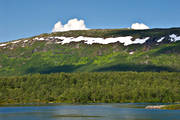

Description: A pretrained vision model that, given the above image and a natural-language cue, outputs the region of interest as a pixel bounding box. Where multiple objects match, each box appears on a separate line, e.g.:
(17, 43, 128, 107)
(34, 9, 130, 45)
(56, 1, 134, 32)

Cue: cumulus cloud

(52, 18, 88, 32)
(131, 23, 150, 30)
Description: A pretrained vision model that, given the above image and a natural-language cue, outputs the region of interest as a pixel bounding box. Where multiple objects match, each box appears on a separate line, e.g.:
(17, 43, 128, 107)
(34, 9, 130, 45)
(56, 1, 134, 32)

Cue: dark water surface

(0, 103, 180, 120)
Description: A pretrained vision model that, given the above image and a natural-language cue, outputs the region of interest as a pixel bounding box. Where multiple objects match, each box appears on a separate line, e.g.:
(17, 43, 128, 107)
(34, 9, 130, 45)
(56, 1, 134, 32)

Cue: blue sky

(1, 0, 180, 42)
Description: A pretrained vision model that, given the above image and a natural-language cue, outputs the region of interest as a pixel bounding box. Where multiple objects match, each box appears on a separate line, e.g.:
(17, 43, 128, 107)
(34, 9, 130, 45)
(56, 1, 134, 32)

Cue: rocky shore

(145, 104, 180, 110)
(145, 105, 165, 109)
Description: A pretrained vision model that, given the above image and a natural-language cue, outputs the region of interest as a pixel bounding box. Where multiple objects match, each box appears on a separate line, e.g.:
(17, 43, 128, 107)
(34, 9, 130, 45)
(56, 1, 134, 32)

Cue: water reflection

(0, 103, 180, 120)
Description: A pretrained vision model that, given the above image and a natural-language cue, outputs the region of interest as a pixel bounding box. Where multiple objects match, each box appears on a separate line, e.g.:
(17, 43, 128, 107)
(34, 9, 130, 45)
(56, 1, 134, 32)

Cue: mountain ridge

(0, 28, 180, 76)
(1, 27, 180, 44)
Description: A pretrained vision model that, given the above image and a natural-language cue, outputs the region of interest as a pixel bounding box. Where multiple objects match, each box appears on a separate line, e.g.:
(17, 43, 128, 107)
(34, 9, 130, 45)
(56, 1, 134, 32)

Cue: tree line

(0, 72, 180, 104)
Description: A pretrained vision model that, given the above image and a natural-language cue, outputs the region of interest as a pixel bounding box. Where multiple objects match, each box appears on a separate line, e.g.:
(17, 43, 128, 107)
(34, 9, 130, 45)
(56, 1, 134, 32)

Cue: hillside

(0, 28, 180, 76)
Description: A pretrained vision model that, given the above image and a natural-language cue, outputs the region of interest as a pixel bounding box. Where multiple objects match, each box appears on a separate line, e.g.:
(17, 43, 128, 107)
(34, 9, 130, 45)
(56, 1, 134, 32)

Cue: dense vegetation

(0, 72, 180, 104)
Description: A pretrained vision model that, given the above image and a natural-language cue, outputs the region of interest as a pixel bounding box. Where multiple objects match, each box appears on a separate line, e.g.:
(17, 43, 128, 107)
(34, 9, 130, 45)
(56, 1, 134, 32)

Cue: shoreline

(145, 104, 180, 110)
(1, 102, 180, 110)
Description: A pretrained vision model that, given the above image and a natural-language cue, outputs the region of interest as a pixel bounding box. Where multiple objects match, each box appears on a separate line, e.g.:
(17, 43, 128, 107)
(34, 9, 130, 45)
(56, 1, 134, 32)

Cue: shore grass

(161, 104, 180, 110)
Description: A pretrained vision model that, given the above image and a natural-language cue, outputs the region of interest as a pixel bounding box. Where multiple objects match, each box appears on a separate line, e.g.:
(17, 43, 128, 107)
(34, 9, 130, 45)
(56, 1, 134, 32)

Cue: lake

(0, 103, 180, 120)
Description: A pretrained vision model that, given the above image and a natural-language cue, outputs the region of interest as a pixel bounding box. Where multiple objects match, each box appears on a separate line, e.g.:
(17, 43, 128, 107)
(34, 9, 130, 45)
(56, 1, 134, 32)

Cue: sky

(0, 0, 180, 42)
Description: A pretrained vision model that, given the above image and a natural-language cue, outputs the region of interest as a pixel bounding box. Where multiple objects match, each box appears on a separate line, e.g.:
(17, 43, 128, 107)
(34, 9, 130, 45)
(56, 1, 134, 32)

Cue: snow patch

(157, 37, 165, 43)
(39, 38, 45, 41)
(24, 40, 29, 43)
(12, 40, 21, 44)
(129, 51, 134, 55)
(33, 37, 39, 40)
(0, 44, 7, 47)
(54, 37, 65, 39)
(33, 37, 45, 41)
(46, 36, 150, 46)
(169, 34, 180, 42)
(131, 37, 150, 45)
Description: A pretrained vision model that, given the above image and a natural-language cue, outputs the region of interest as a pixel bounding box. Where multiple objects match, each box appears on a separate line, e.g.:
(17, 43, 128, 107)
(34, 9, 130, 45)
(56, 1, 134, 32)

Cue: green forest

(0, 72, 180, 104)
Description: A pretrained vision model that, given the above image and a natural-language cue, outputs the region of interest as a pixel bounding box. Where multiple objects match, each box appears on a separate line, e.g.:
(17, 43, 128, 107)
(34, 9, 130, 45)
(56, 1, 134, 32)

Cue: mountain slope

(0, 28, 180, 76)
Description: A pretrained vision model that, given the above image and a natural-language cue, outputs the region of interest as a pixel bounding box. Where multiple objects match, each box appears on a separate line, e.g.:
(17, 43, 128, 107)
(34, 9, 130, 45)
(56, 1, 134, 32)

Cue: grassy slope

(0, 28, 180, 76)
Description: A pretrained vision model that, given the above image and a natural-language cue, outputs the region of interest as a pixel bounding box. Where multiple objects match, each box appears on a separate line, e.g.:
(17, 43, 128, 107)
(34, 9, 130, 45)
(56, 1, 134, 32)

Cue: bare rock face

(75, 44, 80, 49)
(45, 41, 53, 45)
(98, 50, 103, 56)
(32, 48, 38, 53)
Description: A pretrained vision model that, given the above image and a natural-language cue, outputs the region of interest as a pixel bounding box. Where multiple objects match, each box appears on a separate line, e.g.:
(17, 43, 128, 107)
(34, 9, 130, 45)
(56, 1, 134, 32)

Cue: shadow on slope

(153, 42, 180, 55)
(94, 64, 177, 72)
(26, 63, 177, 74)
(26, 65, 83, 74)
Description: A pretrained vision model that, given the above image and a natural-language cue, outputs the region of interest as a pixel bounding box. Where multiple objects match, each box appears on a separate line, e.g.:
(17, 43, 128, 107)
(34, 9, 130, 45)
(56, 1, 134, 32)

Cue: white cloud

(131, 23, 150, 30)
(52, 18, 88, 32)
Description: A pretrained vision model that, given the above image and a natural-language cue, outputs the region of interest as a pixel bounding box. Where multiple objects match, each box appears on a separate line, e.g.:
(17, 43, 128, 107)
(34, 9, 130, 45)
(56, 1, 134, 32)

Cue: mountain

(0, 28, 180, 76)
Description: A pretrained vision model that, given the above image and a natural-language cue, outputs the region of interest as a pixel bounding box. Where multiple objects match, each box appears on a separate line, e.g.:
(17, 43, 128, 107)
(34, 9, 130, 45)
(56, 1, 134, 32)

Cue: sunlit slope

(0, 28, 180, 76)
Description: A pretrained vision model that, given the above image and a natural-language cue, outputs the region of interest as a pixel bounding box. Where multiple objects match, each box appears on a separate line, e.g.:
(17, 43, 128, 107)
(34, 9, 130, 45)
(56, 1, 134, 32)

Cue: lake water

(0, 103, 180, 120)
